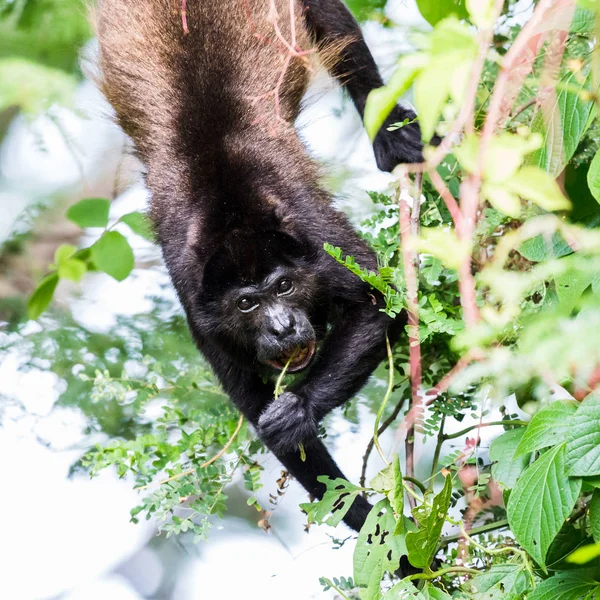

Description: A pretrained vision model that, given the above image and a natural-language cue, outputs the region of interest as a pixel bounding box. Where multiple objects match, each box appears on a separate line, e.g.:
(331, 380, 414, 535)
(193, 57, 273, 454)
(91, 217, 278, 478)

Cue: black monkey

(97, 0, 422, 534)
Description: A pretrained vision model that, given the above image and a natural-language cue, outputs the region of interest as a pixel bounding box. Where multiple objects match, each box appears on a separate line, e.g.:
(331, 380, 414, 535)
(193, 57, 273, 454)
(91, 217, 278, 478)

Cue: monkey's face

(227, 267, 318, 372)
(198, 228, 324, 372)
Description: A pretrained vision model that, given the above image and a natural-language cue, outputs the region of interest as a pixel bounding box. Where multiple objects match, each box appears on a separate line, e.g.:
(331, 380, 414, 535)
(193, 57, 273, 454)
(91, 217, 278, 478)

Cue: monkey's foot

(257, 391, 317, 454)
(372, 106, 425, 171)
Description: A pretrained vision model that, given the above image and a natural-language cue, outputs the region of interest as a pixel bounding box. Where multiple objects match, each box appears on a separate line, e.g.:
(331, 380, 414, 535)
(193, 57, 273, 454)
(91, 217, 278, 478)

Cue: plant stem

(406, 566, 480, 581)
(360, 395, 407, 491)
(442, 420, 528, 441)
(437, 519, 509, 551)
(373, 334, 394, 464)
(428, 417, 446, 492)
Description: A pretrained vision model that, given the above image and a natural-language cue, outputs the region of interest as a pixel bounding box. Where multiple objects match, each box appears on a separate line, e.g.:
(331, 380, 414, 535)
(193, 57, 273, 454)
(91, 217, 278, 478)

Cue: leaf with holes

(464, 564, 530, 600)
(299, 476, 361, 528)
(354, 499, 410, 598)
(406, 475, 452, 569)
(507, 444, 582, 570)
(490, 428, 531, 490)
(566, 392, 600, 477)
(91, 231, 135, 282)
(67, 198, 110, 228)
(527, 571, 600, 600)
(515, 401, 578, 457)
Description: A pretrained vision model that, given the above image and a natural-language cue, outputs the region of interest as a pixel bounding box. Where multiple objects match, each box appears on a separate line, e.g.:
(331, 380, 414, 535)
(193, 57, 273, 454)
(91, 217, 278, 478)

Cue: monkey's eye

(237, 297, 259, 313)
(277, 278, 294, 295)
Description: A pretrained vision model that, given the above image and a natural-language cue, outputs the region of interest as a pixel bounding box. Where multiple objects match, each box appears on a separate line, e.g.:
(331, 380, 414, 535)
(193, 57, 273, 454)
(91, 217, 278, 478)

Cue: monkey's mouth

(266, 340, 316, 373)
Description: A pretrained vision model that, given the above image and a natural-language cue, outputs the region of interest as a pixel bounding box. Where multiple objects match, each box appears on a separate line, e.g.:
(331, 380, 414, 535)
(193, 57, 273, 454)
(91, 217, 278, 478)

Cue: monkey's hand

(372, 106, 425, 171)
(257, 392, 318, 454)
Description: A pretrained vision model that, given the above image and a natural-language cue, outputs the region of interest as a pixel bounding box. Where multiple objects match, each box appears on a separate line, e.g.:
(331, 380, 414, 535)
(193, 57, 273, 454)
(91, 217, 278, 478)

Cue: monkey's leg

(300, 0, 424, 168)
(200, 343, 372, 531)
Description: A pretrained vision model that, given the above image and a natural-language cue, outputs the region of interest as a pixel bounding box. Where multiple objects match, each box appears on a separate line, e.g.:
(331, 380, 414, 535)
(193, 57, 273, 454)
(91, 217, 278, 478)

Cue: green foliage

(405, 475, 452, 569)
(507, 444, 582, 570)
(91, 231, 135, 282)
(526, 572, 600, 600)
(27, 204, 152, 317)
(14, 1, 600, 598)
(67, 199, 111, 229)
(300, 476, 362, 527)
(565, 393, 600, 476)
(0, 58, 76, 113)
(415, 0, 468, 26)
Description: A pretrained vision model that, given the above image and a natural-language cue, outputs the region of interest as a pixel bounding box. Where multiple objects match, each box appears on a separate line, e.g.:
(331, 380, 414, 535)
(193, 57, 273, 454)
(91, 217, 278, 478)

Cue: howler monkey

(97, 0, 423, 534)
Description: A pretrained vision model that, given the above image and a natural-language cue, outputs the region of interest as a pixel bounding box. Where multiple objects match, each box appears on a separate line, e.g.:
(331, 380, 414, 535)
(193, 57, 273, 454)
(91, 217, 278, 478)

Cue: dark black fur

(98, 0, 421, 537)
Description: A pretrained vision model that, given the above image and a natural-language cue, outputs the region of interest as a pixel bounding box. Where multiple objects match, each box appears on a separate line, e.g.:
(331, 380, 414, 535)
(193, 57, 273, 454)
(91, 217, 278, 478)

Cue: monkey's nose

(269, 314, 296, 338)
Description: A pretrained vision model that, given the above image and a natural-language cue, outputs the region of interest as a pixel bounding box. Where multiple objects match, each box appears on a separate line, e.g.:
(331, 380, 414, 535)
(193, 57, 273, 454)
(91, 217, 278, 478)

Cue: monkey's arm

(300, 0, 423, 168)
(258, 299, 406, 451)
(200, 341, 372, 532)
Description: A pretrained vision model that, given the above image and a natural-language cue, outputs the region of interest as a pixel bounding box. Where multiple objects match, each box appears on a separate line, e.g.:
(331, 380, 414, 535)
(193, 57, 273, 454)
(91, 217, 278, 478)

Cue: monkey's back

(97, 0, 313, 157)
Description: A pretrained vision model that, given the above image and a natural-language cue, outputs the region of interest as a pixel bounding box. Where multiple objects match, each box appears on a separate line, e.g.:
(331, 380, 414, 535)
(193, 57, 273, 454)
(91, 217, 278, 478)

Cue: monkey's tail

(272, 439, 371, 531)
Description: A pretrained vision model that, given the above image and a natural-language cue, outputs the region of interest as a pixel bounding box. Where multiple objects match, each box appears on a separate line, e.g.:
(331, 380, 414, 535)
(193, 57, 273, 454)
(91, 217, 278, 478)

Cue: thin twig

(360, 395, 407, 491)
(136, 414, 245, 491)
(398, 176, 422, 509)
(437, 519, 509, 552)
(429, 169, 464, 233)
(405, 566, 480, 581)
(372, 334, 395, 464)
(442, 419, 528, 441)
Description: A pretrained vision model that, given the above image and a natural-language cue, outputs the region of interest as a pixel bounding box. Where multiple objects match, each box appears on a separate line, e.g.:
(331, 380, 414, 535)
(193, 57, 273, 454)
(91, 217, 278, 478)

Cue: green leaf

(566, 393, 600, 477)
(28, 273, 59, 319)
(591, 490, 600, 544)
(587, 148, 600, 205)
(58, 259, 87, 282)
(515, 401, 578, 457)
(382, 581, 426, 599)
(554, 271, 597, 315)
(365, 58, 423, 141)
(422, 584, 451, 600)
(518, 233, 574, 262)
(567, 543, 600, 565)
(414, 18, 477, 141)
(466, 0, 495, 28)
(0, 58, 77, 114)
(91, 231, 135, 282)
(369, 454, 404, 516)
(507, 444, 582, 570)
(119, 211, 155, 241)
(53, 244, 77, 266)
(67, 198, 111, 229)
(416, 0, 469, 25)
(571, 6, 596, 32)
(299, 476, 361, 528)
(354, 499, 409, 598)
(455, 132, 543, 182)
(527, 571, 600, 599)
(415, 228, 469, 270)
(506, 167, 571, 213)
(528, 70, 596, 176)
(406, 475, 452, 569)
(464, 564, 530, 600)
(490, 428, 531, 490)
(344, 0, 387, 21)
